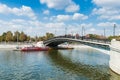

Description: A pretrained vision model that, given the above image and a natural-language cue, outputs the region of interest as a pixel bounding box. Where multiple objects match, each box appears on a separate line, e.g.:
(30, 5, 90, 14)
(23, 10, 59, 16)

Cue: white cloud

(50, 15, 71, 22)
(46, 22, 65, 28)
(56, 15, 71, 21)
(51, 13, 88, 22)
(92, 0, 120, 8)
(89, 28, 96, 32)
(1, 17, 113, 36)
(40, 0, 80, 12)
(43, 10, 50, 15)
(40, 0, 69, 9)
(97, 22, 116, 27)
(65, 3, 80, 12)
(73, 13, 88, 20)
(0, 18, 67, 36)
(96, 22, 120, 35)
(92, 0, 120, 20)
(0, 19, 46, 36)
(0, 4, 36, 20)
(0, 17, 94, 36)
(92, 8, 120, 20)
(86, 28, 104, 35)
(80, 23, 93, 28)
(87, 28, 104, 35)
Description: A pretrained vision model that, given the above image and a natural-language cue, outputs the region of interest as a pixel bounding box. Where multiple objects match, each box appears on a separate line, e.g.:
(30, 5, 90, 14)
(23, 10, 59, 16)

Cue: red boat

(21, 46, 49, 51)
(21, 41, 49, 51)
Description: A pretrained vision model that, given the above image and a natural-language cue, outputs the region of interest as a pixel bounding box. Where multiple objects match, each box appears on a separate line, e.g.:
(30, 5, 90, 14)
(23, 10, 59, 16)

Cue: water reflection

(110, 70, 120, 80)
(47, 49, 110, 80)
(0, 48, 120, 80)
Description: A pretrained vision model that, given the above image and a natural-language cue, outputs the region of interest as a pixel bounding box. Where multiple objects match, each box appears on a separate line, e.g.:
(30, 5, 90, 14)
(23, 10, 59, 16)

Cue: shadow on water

(109, 70, 120, 80)
(47, 50, 111, 80)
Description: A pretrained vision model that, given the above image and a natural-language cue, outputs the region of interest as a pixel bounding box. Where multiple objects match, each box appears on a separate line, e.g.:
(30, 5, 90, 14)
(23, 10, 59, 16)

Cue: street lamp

(81, 26, 86, 39)
(104, 28, 106, 37)
(84, 27, 85, 36)
(65, 27, 67, 36)
(113, 24, 116, 36)
(103, 28, 106, 43)
(81, 26, 84, 40)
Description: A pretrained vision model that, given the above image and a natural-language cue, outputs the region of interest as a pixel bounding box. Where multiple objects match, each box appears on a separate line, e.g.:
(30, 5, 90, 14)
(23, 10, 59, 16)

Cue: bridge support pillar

(109, 39, 120, 75)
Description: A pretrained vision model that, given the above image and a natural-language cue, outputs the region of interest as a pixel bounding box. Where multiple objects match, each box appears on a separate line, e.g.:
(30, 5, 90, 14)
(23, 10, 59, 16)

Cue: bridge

(43, 36, 110, 49)
(43, 36, 120, 75)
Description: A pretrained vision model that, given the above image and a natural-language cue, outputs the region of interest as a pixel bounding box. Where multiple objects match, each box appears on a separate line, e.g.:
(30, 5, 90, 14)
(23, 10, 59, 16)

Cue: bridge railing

(83, 39, 110, 44)
(44, 35, 110, 44)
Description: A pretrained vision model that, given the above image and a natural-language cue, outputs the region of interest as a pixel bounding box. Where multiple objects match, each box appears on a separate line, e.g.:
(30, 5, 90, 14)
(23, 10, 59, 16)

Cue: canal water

(0, 47, 120, 80)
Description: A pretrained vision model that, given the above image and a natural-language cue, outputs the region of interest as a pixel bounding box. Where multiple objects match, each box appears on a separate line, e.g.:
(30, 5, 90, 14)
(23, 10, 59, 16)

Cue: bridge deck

(44, 37, 110, 47)
(70, 38, 110, 46)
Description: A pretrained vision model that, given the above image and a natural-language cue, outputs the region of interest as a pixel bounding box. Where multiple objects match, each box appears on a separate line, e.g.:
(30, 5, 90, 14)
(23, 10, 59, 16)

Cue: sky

(0, 0, 120, 37)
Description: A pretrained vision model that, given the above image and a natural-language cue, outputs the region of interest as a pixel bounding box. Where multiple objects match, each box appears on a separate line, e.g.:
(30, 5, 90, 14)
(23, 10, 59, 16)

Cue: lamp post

(84, 26, 85, 37)
(17, 32, 18, 44)
(113, 24, 116, 36)
(65, 27, 67, 37)
(103, 28, 106, 43)
(104, 28, 106, 37)
(81, 26, 85, 40)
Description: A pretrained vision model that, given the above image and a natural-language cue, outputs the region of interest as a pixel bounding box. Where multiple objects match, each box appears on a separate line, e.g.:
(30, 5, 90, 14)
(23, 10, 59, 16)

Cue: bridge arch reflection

(47, 50, 110, 80)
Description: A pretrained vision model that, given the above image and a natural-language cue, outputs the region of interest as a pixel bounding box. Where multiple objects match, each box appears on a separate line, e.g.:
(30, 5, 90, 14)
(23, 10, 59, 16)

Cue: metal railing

(44, 35, 110, 44)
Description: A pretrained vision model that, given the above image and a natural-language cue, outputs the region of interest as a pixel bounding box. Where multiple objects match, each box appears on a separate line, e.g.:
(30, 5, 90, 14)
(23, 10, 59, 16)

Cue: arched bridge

(44, 36, 120, 74)
(43, 36, 110, 49)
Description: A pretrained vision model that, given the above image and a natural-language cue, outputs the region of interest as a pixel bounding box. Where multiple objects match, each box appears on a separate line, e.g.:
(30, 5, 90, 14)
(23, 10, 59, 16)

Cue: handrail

(44, 36, 110, 44)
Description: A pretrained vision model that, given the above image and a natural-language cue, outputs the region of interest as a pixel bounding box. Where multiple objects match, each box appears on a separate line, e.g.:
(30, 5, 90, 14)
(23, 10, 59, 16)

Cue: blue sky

(0, 0, 120, 36)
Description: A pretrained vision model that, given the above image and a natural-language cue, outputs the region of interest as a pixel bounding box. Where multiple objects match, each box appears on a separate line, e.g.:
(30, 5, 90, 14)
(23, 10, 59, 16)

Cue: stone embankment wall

(110, 39, 120, 75)
(0, 43, 33, 50)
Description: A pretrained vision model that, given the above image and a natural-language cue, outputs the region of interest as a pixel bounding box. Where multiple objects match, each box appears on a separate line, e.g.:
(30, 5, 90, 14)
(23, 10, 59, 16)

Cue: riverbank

(0, 43, 109, 54)
(0, 44, 33, 50)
